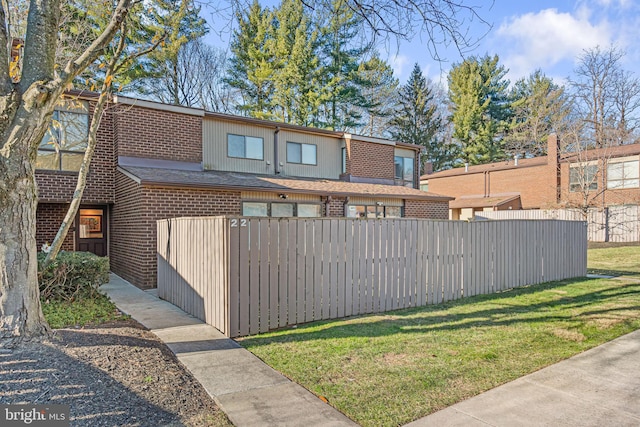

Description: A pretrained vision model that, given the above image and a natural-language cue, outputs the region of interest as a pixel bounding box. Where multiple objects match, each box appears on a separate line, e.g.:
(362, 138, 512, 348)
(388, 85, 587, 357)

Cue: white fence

(157, 217, 587, 338)
(478, 206, 639, 242)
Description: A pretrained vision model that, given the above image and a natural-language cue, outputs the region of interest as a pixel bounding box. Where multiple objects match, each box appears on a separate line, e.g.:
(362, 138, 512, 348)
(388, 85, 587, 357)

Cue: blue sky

(203, 0, 640, 85)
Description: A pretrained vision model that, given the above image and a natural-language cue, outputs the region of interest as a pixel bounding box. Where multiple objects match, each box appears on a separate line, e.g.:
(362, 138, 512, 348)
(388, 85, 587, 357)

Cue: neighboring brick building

(36, 93, 452, 289)
(421, 135, 640, 220)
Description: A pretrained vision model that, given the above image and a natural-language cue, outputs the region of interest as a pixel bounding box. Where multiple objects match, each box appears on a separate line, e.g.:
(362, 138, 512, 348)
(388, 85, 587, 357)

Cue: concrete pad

(217, 382, 358, 427)
(405, 408, 491, 427)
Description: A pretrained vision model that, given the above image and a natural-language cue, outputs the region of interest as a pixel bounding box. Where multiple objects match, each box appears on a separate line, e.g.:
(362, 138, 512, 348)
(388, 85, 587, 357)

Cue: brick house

(36, 93, 453, 289)
(421, 135, 640, 220)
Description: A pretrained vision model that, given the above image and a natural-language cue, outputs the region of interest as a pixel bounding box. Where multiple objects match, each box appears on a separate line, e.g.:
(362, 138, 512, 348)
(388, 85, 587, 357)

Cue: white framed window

(242, 201, 322, 217)
(345, 204, 403, 219)
(287, 142, 317, 165)
(242, 202, 268, 216)
(607, 160, 639, 189)
(228, 134, 264, 160)
(394, 156, 414, 187)
(36, 100, 89, 171)
(569, 164, 598, 192)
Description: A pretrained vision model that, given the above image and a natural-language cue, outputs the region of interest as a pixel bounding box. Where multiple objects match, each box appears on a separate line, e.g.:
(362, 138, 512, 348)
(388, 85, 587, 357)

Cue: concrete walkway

(102, 273, 640, 427)
(101, 273, 357, 427)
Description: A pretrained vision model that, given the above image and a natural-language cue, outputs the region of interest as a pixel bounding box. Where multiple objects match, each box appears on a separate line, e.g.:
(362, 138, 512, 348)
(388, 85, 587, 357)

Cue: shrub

(38, 252, 110, 301)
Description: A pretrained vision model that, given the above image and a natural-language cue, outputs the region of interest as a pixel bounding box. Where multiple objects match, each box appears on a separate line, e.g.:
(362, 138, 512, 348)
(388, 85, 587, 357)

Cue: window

(569, 164, 598, 192)
(287, 142, 317, 165)
(608, 160, 639, 189)
(228, 134, 264, 160)
(346, 204, 403, 218)
(271, 203, 294, 217)
(242, 202, 322, 217)
(394, 156, 414, 187)
(297, 204, 321, 217)
(341, 147, 346, 174)
(242, 202, 268, 216)
(36, 101, 89, 171)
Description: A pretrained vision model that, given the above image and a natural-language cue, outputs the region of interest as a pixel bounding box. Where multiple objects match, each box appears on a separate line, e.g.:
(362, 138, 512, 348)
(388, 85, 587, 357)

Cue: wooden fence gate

(157, 217, 587, 338)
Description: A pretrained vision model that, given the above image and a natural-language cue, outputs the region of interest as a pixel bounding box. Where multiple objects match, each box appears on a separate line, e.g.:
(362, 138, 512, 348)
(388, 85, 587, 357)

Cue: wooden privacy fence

(157, 217, 587, 338)
(478, 206, 640, 242)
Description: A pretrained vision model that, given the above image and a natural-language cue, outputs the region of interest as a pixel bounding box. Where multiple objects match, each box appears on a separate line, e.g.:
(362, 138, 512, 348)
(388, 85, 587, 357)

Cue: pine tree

(354, 52, 399, 137)
(448, 54, 511, 165)
(316, 0, 369, 130)
(506, 70, 570, 157)
(390, 63, 455, 171)
(225, 0, 277, 119)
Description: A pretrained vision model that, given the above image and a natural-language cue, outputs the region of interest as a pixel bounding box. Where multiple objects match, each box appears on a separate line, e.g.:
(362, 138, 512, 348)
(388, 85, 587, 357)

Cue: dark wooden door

(77, 206, 107, 257)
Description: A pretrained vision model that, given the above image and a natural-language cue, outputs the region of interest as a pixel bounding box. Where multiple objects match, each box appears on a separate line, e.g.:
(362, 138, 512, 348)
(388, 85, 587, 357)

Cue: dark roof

(119, 166, 453, 201)
(422, 157, 548, 179)
(449, 194, 521, 209)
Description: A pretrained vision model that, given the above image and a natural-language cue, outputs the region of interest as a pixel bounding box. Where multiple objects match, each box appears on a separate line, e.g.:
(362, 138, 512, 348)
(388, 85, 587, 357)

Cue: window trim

(569, 163, 598, 192)
(241, 201, 323, 217)
(36, 108, 89, 172)
(286, 141, 317, 166)
(227, 133, 264, 161)
(345, 204, 404, 219)
(607, 159, 639, 190)
(394, 155, 415, 187)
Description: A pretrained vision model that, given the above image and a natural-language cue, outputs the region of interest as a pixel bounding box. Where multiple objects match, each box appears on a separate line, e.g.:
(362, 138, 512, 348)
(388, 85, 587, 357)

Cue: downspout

(274, 126, 280, 175)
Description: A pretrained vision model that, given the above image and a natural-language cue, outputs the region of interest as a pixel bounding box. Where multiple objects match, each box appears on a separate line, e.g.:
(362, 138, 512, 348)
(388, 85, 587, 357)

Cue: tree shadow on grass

(240, 278, 640, 347)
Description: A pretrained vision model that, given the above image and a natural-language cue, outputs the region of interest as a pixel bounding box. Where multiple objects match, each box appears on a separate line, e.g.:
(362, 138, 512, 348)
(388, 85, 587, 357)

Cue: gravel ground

(0, 319, 231, 427)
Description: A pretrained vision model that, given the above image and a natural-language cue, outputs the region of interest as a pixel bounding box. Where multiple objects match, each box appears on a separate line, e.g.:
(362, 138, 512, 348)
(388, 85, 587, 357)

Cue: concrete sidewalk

(103, 273, 640, 427)
(408, 329, 640, 427)
(101, 273, 357, 427)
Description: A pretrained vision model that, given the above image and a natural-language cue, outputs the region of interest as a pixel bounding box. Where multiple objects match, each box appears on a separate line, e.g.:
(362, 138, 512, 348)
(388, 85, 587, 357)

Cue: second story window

(394, 156, 414, 187)
(607, 160, 639, 189)
(36, 100, 89, 172)
(228, 134, 264, 160)
(287, 142, 317, 165)
(569, 164, 598, 192)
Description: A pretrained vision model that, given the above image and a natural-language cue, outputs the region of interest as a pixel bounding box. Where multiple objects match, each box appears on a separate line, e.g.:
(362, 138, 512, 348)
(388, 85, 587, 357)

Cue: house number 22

(230, 219, 248, 227)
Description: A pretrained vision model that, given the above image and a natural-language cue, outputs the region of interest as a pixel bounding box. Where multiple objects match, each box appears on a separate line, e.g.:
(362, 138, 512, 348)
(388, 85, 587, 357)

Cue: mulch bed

(0, 319, 231, 426)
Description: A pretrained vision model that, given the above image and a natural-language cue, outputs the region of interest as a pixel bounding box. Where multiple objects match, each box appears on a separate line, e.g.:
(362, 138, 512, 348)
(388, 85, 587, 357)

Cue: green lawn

(239, 246, 640, 427)
(588, 245, 640, 278)
(42, 293, 128, 329)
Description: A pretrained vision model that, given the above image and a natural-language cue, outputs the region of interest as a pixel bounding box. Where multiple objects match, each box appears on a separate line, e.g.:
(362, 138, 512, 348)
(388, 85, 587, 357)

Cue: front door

(77, 206, 107, 256)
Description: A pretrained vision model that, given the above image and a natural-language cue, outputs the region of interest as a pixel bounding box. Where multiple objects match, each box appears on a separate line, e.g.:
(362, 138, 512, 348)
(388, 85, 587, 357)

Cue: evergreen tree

(391, 63, 456, 171)
(316, 0, 369, 130)
(505, 70, 570, 157)
(448, 54, 511, 165)
(225, 0, 277, 119)
(354, 52, 399, 137)
(271, 0, 320, 125)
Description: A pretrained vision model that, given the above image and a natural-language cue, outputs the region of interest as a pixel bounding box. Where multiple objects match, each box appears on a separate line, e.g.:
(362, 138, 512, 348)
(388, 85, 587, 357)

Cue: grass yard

(238, 246, 640, 427)
(42, 293, 128, 329)
(588, 245, 640, 278)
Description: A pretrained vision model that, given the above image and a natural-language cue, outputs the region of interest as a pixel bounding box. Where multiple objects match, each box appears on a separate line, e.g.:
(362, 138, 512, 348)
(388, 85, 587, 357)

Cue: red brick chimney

(547, 134, 561, 203)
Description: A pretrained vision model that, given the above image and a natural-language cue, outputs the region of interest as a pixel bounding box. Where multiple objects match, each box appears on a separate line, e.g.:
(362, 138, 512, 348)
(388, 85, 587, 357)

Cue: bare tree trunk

(0, 92, 54, 347)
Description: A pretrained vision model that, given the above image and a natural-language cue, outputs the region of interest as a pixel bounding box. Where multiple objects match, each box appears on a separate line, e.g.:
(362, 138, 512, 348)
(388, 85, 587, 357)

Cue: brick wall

(36, 203, 74, 251)
(347, 140, 395, 180)
(560, 161, 640, 208)
(111, 172, 242, 289)
(427, 162, 559, 210)
(114, 105, 202, 163)
(37, 101, 115, 204)
(327, 197, 347, 217)
(404, 200, 449, 219)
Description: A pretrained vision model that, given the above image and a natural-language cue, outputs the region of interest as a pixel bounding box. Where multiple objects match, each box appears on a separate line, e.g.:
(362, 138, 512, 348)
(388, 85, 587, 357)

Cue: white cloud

(389, 54, 410, 80)
(496, 8, 612, 80)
